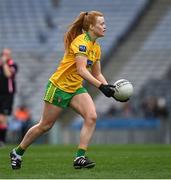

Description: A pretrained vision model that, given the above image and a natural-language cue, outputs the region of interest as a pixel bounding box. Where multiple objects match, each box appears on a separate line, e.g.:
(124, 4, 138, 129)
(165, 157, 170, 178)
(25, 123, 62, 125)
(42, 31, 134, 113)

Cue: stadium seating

(2, 0, 171, 144)
(0, 0, 52, 52)
(94, 7, 171, 116)
(0, 0, 149, 119)
(0, 0, 148, 54)
(69, 2, 171, 144)
(137, 66, 171, 112)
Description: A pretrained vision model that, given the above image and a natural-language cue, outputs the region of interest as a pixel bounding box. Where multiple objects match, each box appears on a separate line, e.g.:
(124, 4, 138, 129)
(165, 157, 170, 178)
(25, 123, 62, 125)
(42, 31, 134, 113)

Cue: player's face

(93, 16, 106, 37)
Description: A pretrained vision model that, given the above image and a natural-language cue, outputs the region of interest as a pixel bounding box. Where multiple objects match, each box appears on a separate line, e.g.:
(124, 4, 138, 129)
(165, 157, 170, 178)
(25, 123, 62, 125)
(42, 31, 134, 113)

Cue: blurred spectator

(8, 104, 33, 143)
(104, 105, 119, 118)
(141, 96, 158, 118)
(156, 97, 169, 120)
(103, 102, 135, 118)
(156, 97, 170, 143)
(121, 102, 135, 118)
(8, 116, 23, 143)
(0, 48, 18, 146)
(13, 104, 33, 138)
(141, 96, 170, 143)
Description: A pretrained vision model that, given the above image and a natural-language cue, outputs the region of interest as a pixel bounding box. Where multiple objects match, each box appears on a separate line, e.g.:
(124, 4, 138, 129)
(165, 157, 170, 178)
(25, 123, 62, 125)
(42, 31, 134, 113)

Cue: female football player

(10, 11, 115, 169)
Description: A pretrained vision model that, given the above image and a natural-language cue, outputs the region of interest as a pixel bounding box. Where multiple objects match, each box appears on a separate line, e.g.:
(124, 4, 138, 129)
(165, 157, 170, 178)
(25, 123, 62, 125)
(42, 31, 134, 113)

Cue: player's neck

(86, 31, 97, 42)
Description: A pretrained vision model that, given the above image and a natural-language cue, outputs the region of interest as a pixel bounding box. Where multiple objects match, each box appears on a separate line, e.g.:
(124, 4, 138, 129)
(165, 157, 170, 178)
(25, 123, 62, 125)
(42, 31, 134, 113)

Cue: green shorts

(43, 81, 87, 108)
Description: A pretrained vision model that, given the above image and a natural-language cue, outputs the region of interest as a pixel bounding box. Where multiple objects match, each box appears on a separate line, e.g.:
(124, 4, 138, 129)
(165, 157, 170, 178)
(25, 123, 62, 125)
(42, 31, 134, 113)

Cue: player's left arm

(92, 60, 115, 97)
(91, 60, 108, 85)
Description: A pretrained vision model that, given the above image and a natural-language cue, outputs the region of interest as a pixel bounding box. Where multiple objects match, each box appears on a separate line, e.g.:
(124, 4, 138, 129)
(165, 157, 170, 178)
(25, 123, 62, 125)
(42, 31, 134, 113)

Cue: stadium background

(1, 0, 171, 145)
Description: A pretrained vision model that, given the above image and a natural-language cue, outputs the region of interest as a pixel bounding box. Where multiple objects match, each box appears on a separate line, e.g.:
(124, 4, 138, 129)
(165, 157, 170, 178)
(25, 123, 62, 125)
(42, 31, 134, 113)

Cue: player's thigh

(40, 101, 63, 127)
(70, 93, 97, 119)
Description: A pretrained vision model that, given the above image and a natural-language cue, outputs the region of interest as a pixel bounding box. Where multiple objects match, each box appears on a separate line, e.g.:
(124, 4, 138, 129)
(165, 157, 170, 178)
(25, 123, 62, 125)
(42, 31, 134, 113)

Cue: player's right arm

(72, 36, 102, 88)
(75, 55, 101, 88)
(75, 55, 114, 97)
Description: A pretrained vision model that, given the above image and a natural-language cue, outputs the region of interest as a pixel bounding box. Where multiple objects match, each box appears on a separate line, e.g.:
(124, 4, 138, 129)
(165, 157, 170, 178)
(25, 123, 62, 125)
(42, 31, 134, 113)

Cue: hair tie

(85, 12, 88, 15)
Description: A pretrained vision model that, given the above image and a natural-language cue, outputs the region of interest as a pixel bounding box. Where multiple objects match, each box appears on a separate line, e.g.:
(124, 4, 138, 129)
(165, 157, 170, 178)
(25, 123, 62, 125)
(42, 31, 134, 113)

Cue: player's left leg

(70, 92, 97, 169)
(10, 101, 63, 169)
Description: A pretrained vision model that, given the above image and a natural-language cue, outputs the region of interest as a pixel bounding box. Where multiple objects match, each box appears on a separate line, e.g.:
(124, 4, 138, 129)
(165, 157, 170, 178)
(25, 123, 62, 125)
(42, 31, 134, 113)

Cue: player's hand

(99, 84, 115, 97)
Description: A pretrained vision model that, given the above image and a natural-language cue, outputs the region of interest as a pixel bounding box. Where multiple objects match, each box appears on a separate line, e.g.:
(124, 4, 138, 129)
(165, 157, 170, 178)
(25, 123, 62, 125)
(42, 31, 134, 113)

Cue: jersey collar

(85, 32, 96, 42)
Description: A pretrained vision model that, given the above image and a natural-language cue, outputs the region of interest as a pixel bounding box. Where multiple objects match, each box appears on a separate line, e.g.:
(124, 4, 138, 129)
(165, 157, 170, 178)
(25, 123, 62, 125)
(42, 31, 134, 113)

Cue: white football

(113, 79, 133, 102)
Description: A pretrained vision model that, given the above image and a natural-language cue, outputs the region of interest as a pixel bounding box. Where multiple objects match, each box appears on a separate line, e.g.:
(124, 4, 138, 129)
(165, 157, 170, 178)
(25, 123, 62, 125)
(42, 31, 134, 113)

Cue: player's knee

(85, 112, 97, 125)
(38, 122, 53, 132)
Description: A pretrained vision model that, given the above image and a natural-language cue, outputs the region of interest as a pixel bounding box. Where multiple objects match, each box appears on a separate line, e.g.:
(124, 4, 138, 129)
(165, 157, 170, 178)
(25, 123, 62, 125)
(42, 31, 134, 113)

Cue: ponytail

(64, 11, 103, 52)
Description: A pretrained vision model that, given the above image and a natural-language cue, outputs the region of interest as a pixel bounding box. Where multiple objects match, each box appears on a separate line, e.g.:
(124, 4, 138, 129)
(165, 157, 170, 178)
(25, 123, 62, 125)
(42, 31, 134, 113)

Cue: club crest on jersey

(57, 96, 62, 103)
(79, 45, 87, 52)
(87, 59, 93, 67)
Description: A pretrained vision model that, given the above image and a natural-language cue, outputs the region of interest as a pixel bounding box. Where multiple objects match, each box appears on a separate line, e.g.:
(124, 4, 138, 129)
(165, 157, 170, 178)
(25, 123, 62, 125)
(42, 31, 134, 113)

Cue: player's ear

(89, 24, 94, 31)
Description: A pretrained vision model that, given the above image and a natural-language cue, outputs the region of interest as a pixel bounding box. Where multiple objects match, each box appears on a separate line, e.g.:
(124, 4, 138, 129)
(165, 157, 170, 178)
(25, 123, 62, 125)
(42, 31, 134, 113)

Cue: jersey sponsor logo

(87, 59, 93, 67)
(79, 45, 87, 52)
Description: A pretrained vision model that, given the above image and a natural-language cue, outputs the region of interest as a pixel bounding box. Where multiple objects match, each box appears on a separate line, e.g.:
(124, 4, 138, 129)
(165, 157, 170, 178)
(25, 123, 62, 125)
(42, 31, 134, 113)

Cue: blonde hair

(64, 11, 103, 52)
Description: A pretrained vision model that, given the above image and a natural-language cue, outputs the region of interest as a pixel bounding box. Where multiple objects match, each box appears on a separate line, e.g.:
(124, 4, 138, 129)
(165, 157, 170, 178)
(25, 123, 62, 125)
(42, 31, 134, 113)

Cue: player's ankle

(76, 148, 86, 157)
(15, 145, 25, 156)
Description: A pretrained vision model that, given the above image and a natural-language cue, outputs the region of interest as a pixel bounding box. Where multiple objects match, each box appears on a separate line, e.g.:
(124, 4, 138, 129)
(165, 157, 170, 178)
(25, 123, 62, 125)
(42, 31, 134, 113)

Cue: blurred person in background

(13, 104, 32, 138)
(10, 11, 115, 170)
(103, 102, 135, 119)
(155, 97, 169, 120)
(141, 96, 158, 119)
(156, 97, 170, 143)
(121, 102, 135, 118)
(103, 105, 120, 118)
(0, 48, 18, 146)
(8, 104, 33, 142)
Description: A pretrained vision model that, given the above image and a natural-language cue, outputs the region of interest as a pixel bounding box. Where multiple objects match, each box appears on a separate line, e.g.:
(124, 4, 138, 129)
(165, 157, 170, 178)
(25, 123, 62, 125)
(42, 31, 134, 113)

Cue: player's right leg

(10, 101, 62, 169)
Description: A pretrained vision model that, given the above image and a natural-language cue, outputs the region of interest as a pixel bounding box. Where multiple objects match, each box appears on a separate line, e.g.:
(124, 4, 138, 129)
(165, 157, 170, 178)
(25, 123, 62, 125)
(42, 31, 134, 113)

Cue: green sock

(15, 146, 25, 156)
(76, 148, 86, 157)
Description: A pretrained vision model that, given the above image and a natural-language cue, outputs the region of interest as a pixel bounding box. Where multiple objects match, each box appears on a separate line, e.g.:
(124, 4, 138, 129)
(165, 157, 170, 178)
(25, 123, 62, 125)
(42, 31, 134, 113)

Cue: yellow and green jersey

(49, 32, 101, 93)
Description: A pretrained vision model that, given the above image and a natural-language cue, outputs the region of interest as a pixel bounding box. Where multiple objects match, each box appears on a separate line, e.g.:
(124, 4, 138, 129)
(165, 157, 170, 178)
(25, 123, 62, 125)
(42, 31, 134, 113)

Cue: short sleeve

(70, 37, 88, 57)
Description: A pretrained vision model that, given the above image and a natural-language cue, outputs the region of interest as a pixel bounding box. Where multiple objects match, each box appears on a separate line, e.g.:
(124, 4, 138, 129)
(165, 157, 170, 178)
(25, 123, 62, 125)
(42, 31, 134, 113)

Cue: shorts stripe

(50, 86, 57, 103)
(44, 83, 56, 103)
(44, 83, 52, 101)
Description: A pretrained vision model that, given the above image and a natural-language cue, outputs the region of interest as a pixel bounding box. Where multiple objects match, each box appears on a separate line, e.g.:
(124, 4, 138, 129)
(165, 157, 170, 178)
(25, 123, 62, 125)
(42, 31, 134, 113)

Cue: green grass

(1, 144, 171, 179)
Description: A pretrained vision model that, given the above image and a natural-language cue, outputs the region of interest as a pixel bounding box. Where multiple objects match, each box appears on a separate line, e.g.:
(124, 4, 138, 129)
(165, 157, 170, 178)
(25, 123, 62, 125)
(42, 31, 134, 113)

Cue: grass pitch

(1, 144, 171, 179)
